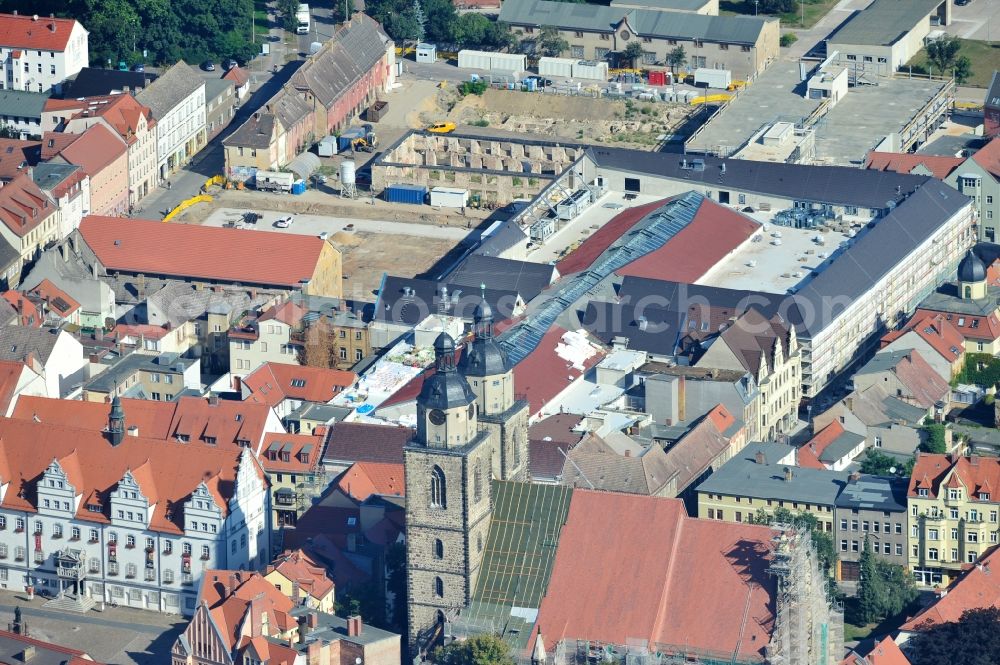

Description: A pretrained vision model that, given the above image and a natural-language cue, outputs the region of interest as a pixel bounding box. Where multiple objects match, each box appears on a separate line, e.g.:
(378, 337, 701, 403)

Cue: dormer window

(980, 492, 991, 501)
(949, 489, 962, 500)
(291, 379, 306, 388)
(204, 436, 216, 445)
(918, 488, 928, 497)
(176, 434, 189, 443)
(298, 452, 309, 464)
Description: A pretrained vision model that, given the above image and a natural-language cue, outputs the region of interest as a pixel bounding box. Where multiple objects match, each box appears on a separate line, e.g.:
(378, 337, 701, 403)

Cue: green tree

(908, 607, 1000, 665)
(432, 634, 514, 665)
(878, 560, 918, 617)
(412, 0, 426, 43)
(622, 41, 645, 69)
(536, 25, 569, 57)
(859, 449, 910, 476)
(759, 0, 797, 13)
(857, 537, 885, 624)
(954, 55, 973, 84)
(452, 14, 490, 47)
(385, 542, 407, 633)
(0, 125, 19, 139)
(277, 0, 300, 33)
(926, 35, 962, 76)
(666, 46, 687, 74)
(920, 423, 948, 454)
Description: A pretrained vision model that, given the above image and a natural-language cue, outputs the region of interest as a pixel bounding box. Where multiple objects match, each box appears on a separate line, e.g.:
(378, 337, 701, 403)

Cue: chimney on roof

(127, 425, 139, 437)
(624, 449, 631, 457)
(49, 21, 55, 32)
(209, 394, 219, 406)
(17, 646, 35, 662)
(849, 471, 861, 482)
(783, 466, 793, 482)
(346, 615, 362, 637)
(307, 612, 318, 628)
(754, 451, 765, 464)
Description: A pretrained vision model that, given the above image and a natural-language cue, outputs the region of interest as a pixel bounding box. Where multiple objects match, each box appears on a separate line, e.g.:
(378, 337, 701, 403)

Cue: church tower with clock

(404, 299, 529, 654)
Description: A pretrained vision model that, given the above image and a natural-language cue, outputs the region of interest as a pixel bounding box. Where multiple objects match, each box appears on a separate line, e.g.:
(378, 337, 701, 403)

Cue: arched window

(434, 539, 444, 559)
(434, 577, 444, 598)
(965, 285, 972, 299)
(430, 465, 447, 509)
(473, 459, 482, 503)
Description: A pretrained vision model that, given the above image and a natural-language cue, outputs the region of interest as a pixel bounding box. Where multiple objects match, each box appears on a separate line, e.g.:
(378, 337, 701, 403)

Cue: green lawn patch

(720, 0, 837, 29)
(906, 39, 1000, 88)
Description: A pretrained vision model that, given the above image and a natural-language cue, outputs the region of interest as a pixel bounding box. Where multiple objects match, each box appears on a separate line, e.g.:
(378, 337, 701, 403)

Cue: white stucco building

(0, 13, 88, 93)
(136, 62, 206, 180)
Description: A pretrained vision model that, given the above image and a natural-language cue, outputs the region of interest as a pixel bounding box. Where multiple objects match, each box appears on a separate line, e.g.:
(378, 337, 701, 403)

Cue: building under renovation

(446, 481, 842, 665)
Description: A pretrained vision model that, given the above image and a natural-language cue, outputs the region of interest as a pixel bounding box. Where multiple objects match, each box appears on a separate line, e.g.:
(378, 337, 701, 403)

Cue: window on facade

(929, 529, 938, 540)
(201, 545, 210, 560)
(918, 489, 928, 497)
(434, 577, 444, 598)
(126, 535, 136, 548)
(430, 465, 447, 509)
(89, 529, 99, 542)
(53, 524, 63, 538)
(840, 540, 847, 552)
(928, 548, 939, 560)
(473, 460, 482, 503)
(70, 527, 80, 540)
(34, 521, 42, 535)
(949, 489, 961, 500)
(434, 539, 444, 559)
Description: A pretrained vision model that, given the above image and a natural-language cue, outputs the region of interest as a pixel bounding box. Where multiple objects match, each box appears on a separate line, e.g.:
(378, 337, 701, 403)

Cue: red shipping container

(648, 70, 666, 86)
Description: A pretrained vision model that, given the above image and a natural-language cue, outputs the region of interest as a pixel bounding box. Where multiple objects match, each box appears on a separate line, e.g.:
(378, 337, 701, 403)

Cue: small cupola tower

(958, 249, 987, 300)
(416, 332, 478, 449)
(108, 394, 125, 446)
(458, 292, 514, 416)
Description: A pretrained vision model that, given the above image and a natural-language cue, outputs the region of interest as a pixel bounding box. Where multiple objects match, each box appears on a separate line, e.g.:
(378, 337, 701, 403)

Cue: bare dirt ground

(331, 229, 460, 299)
(426, 87, 695, 149)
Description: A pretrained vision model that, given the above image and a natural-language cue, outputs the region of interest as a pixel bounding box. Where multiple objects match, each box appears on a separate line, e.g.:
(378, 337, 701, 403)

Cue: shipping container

(255, 170, 294, 192)
(367, 100, 388, 122)
(337, 127, 366, 152)
(430, 187, 469, 208)
(490, 52, 527, 72)
(572, 60, 608, 81)
(648, 70, 667, 86)
(539, 57, 575, 78)
(318, 136, 338, 157)
(458, 49, 493, 71)
(694, 68, 732, 89)
(384, 184, 428, 205)
(416, 43, 437, 63)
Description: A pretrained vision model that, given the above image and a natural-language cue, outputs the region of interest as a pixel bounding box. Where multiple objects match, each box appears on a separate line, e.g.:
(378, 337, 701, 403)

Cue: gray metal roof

(499, 0, 769, 44)
(445, 255, 556, 302)
(205, 77, 234, 102)
(85, 352, 195, 393)
(695, 441, 849, 505)
(610, 0, 709, 11)
(63, 67, 158, 97)
(31, 162, 80, 192)
(818, 430, 866, 464)
(835, 474, 907, 512)
(0, 89, 49, 118)
(830, 0, 942, 47)
(135, 61, 204, 119)
(475, 220, 528, 258)
(988, 71, 1000, 109)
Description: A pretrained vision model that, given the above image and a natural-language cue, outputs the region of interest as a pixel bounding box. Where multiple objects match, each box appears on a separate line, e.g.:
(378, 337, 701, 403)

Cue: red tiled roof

(224, 66, 250, 87)
(80, 216, 330, 289)
(0, 139, 40, 181)
(840, 636, 911, 665)
(908, 454, 1000, 500)
(615, 198, 759, 282)
(11, 395, 273, 452)
(889, 350, 951, 410)
(0, 629, 105, 665)
(913, 306, 1000, 342)
(706, 403, 736, 433)
(40, 132, 81, 160)
(260, 431, 324, 473)
(243, 362, 356, 408)
(865, 151, 964, 181)
(66, 94, 155, 144)
(556, 199, 668, 275)
(268, 548, 335, 600)
(0, 360, 30, 415)
(972, 137, 1000, 180)
(0, 416, 263, 534)
(881, 311, 965, 363)
(0, 172, 55, 237)
(533, 491, 776, 659)
(901, 546, 1000, 632)
(335, 461, 405, 502)
(513, 326, 606, 415)
(57, 123, 128, 176)
(797, 421, 845, 470)
(0, 13, 80, 51)
(259, 301, 308, 326)
(27, 278, 80, 318)
(200, 570, 296, 651)
(2, 291, 40, 327)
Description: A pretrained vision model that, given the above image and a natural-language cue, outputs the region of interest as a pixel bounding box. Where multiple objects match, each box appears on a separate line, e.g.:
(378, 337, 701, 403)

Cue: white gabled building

(0, 12, 89, 93)
(0, 398, 272, 615)
(135, 61, 207, 180)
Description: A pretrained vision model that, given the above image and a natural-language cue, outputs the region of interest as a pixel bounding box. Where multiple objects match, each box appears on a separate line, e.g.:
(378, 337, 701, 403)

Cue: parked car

(427, 121, 456, 134)
(274, 215, 294, 228)
(132, 63, 145, 72)
(224, 58, 238, 70)
(201, 60, 216, 72)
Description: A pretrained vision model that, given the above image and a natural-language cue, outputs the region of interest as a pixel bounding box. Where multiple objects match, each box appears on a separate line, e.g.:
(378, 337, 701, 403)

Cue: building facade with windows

(907, 453, 1000, 587)
(260, 431, 328, 531)
(944, 138, 1000, 243)
(833, 474, 908, 585)
(498, 0, 779, 80)
(0, 401, 272, 614)
(0, 13, 89, 93)
(135, 62, 206, 181)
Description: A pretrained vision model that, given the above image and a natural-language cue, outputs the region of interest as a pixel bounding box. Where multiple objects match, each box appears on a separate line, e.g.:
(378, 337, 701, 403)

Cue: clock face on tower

(429, 409, 446, 425)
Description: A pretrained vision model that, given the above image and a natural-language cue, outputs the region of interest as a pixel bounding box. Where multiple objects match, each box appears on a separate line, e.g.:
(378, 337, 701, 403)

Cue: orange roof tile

(513, 327, 606, 415)
(259, 301, 308, 326)
(80, 216, 330, 290)
(201, 570, 296, 650)
(268, 548, 335, 599)
(224, 66, 250, 87)
(2, 291, 40, 327)
(556, 199, 668, 275)
(705, 403, 736, 433)
(841, 636, 911, 665)
(533, 492, 775, 659)
(902, 546, 1000, 632)
(797, 421, 847, 470)
(57, 123, 128, 176)
(0, 172, 55, 237)
(40, 132, 81, 160)
(908, 454, 1000, 500)
(881, 312, 965, 363)
(0, 138, 40, 180)
(0, 416, 263, 533)
(243, 362, 356, 408)
(10, 395, 273, 452)
(335, 461, 405, 502)
(0, 13, 80, 51)
(0, 629, 105, 665)
(0, 359, 30, 415)
(27, 278, 80, 318)
(865, 151, 964, 181)
(971, 137, 1000, 180)
(261, 431, 324, 473)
